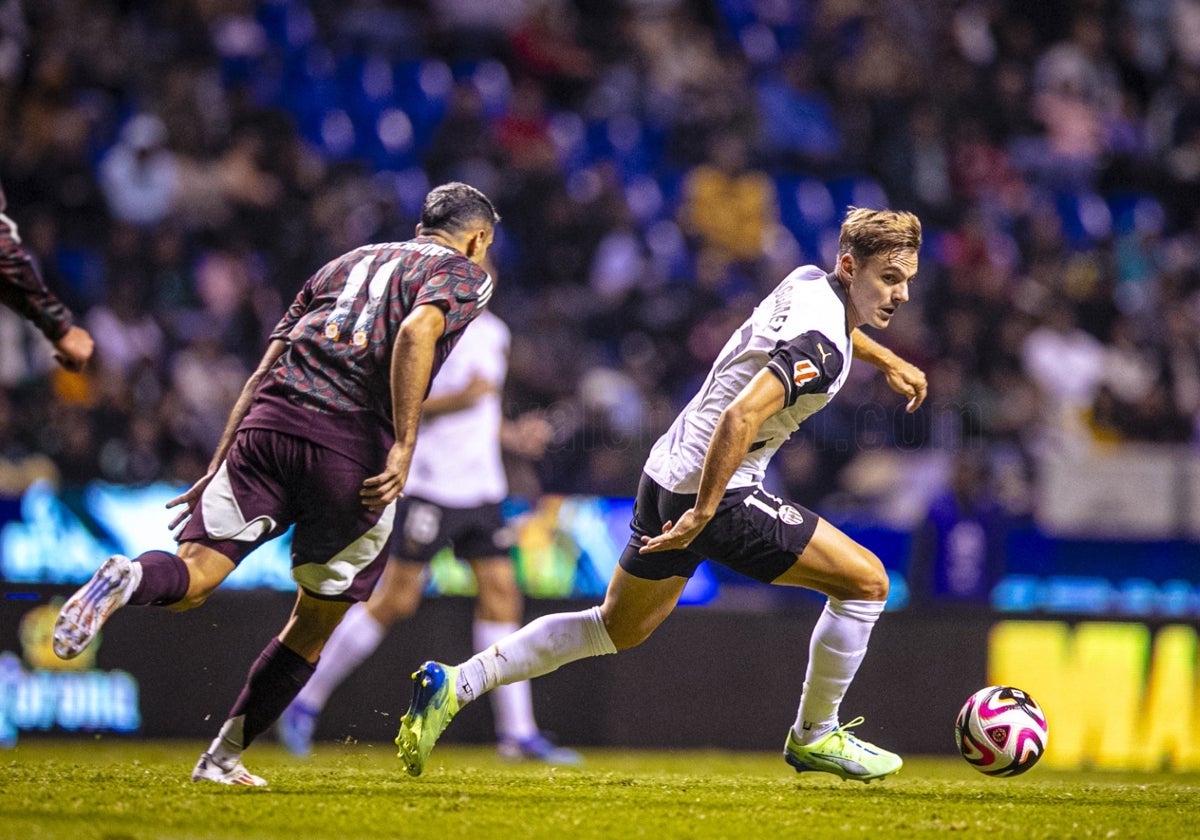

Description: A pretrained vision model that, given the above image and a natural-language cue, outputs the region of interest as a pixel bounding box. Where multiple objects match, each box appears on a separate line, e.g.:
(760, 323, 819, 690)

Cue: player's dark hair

(420, 182, 500, 234)
(838, 207, 922, 260)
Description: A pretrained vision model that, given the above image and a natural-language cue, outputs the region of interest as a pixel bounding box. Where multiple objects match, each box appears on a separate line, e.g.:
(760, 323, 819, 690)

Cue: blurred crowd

(2, 0, 1200, 520)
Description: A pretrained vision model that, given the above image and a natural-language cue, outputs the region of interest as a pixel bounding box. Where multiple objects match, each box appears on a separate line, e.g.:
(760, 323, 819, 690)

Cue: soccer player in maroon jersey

(0, 182, 94, 371)
(52, 182, 500, 786)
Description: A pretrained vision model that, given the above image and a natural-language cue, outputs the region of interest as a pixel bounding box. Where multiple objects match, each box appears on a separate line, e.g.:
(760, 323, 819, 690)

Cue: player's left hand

(53, 325, 95, 372)
(883, 357, 927, 413)
(361, 442, 412, 511)
(638, 508, 712, 554)
(166, 471, 217, 534)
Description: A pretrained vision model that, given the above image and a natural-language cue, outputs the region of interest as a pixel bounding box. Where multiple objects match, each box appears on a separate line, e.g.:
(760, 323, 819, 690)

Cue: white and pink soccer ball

(955, 685, 1049, 777)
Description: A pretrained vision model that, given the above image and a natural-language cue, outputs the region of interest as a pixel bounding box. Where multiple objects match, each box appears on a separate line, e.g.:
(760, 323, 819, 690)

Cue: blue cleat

(395, 661, 459, 777)
(498, 732, 583, 766)
(277, 701, 319, 757)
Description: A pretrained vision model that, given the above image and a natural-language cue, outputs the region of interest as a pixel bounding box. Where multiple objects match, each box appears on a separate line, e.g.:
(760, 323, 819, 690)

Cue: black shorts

(618, 473, 819, 584)
(391, 496, 514, 565)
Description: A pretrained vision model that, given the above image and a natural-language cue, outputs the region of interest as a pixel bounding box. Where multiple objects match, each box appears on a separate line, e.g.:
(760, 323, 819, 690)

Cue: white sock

(793, 598, 884, 744)
(475, 619, 538, 742)
(293, 603, 387, 711)
(455, 607, 617, 706)
(209, 715, 245, 766)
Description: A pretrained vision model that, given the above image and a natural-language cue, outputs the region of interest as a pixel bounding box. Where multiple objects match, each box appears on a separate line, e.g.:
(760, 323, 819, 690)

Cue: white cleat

(191, 752, 268, 787)
(53, 554, 138, 660)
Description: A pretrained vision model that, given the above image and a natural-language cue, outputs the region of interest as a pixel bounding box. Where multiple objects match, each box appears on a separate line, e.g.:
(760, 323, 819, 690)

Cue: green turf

(1, 740, 1196, 839)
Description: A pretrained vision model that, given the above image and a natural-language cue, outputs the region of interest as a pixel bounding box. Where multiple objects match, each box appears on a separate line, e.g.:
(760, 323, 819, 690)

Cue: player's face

(844, 249, 917, 330)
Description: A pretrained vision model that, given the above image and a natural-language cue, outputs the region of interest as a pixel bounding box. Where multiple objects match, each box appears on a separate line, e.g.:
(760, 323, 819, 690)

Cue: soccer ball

(955, 685, 1048, 777)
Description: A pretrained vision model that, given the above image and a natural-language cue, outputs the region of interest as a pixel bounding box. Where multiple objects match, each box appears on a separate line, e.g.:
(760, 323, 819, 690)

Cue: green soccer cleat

(783, 716, 902, 783)
(395, 661, 460, 777)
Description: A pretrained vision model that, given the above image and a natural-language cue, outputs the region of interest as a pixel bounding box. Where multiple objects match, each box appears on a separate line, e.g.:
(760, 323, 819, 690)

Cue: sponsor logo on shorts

(778, 505, 804, 526)
(494, 525, 517, 550)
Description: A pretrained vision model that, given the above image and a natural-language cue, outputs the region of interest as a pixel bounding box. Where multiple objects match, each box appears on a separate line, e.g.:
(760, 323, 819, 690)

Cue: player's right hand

(638, 508, 712, 554)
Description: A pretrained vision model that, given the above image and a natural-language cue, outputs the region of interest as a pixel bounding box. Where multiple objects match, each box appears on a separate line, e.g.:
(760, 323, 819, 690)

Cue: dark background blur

(2, 1, 1198, 767)
(2, 0, 1198, 523)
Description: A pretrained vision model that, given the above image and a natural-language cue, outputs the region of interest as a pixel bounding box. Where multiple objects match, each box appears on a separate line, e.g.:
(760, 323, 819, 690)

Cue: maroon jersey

(0, 182, 75, 342)
(241, 236, 492, 469)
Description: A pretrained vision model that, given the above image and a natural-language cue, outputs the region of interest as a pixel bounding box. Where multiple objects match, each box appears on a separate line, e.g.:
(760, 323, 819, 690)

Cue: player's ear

(838, 252, 856, 284)
(415, 222, 423, 237)
(465, 227, 488, 260)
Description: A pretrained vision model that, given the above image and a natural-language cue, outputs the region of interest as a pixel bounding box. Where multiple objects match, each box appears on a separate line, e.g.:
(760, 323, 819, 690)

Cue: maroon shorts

(178, 428, 395, 601)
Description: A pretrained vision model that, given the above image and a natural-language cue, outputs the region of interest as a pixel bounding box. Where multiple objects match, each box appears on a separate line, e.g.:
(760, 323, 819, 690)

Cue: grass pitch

(2, 740, 1196, 840)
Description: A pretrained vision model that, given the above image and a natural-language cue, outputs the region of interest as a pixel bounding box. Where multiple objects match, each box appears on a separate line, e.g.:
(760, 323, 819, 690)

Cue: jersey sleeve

(765, 330, 845, 406)
(412, 257, 493, 337)
(269, 272, 318, 342)
(0, 220, 74, 341)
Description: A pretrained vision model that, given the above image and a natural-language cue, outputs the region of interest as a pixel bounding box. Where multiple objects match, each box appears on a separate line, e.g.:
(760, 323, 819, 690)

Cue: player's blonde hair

(837, 207, 922, 260)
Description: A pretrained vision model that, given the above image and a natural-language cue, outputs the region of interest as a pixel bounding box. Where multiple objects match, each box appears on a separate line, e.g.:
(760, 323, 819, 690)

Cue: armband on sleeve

(765, 330, 844, 406)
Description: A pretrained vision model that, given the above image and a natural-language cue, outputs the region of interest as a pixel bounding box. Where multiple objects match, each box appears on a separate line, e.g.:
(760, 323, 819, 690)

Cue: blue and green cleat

(498, 732, 583, 766)
(395, 661, 460, 777)
(784, 716, 902, 782)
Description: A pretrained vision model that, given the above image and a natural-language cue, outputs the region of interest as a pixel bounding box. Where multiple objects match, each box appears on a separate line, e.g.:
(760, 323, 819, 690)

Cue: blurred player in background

(278, 306, 581, 765)
(0, 182, 94, 371)
(397, 207, 926, 783)
(51, 182, 499, 787)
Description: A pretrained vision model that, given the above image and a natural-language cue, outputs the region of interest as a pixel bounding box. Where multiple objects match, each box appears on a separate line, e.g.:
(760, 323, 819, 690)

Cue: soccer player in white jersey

(278, 309, 579, 764)
(396, 207, 927, 782)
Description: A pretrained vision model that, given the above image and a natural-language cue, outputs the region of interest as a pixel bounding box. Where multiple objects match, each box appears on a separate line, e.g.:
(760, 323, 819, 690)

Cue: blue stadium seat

(775, 175, 836, 259)
(1054, 190, 1112, 249)
(401, 60, 451, 148)
(1106, 192, 1165, 237)
(826, 175, 889, 214)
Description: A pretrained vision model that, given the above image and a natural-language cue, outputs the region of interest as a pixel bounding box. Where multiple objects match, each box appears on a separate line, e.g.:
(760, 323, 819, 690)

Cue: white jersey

(406, 309, 510, 507)
(644, 266, 853, 493)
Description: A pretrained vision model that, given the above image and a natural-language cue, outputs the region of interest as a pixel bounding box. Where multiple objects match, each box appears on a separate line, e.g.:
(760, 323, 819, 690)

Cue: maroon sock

(127, 550, 190, 606)
(227, 638, 316, 749)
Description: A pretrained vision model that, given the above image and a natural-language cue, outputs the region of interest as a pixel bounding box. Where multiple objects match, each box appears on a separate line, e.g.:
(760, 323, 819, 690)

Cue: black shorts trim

(618, 473, 819, 584)
(391, 496, 512, 564)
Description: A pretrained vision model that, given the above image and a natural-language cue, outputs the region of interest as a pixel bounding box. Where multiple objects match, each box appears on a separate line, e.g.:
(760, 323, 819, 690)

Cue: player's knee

(372, 591, 419, 624)
(476, 581, 521, 623)
(848, 548, 889, 602)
